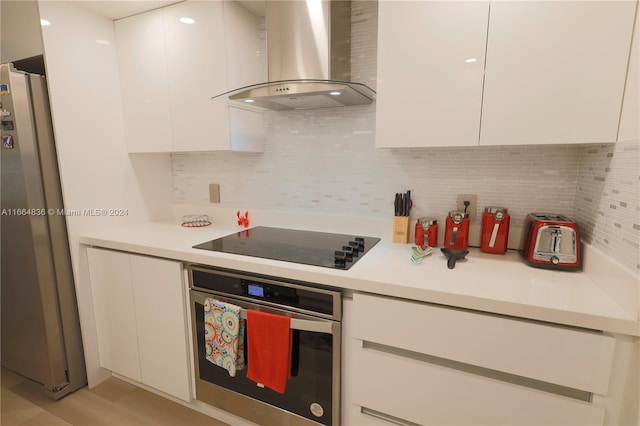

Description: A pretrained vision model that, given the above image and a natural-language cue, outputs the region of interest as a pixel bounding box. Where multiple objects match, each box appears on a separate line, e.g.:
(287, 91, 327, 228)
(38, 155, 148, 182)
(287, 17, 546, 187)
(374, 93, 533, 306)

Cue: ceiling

(74, 0, 265, 20)
(73, 1, 182, 20)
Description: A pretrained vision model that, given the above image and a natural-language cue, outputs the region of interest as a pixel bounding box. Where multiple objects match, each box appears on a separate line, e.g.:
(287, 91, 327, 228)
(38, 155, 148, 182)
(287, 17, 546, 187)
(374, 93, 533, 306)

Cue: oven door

(190, 290, 340, 426)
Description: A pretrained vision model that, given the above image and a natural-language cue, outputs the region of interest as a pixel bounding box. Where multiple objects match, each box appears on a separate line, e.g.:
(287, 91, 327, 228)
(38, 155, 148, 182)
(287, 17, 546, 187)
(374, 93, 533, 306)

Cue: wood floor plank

(16, 409, 72, 426)
(1, 368, 29, 388)
(2, 368, 229, 426)
(88, 377, 137, 403)
(114, 387, 228, 426)
(8, 379, 146, 426)
(0, 387, 44, 426)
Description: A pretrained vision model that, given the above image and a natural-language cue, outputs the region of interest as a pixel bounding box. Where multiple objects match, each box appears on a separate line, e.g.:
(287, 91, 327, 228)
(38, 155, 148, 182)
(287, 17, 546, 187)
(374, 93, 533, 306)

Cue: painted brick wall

(172, 0, 639, 272)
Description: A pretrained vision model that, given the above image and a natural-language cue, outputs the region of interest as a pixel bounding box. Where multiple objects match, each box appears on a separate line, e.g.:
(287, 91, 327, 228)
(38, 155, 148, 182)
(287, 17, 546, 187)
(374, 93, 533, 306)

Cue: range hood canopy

(212, 0, 375, 111)
(214, 79, 375, 111)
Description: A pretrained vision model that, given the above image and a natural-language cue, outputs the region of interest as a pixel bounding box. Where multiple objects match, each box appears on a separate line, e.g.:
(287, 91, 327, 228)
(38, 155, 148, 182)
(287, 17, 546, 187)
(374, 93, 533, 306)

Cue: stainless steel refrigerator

(1, 62, 86, 399)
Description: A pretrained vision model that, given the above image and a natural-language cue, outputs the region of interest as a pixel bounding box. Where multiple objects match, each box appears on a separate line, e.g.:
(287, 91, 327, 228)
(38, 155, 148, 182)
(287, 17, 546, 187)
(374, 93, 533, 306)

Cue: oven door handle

(191, 290, 338, 335)
(289, 316, 335, 334)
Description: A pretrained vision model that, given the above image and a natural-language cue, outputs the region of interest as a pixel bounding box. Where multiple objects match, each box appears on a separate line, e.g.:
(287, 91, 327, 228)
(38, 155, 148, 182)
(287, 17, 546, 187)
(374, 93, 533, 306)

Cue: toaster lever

(550, 228, 563, 253)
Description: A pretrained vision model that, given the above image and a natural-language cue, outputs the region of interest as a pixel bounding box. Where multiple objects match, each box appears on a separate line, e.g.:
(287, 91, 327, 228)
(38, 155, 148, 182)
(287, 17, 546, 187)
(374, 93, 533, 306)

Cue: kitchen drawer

(351, 343, 605, 426)
(344, 404, 400, 426)
(352, 293, 615, 394)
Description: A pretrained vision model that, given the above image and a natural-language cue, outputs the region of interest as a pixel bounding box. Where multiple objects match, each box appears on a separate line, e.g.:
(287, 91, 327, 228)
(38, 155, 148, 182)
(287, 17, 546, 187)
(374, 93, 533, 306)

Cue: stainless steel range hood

(212, 0, 375, 111)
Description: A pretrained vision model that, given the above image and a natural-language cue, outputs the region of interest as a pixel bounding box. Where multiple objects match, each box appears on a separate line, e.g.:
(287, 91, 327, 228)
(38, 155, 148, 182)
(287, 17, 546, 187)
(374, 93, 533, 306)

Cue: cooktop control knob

(349, 239, 365, 253)
(341, 246, 354, 262)
(334, 251, 347, 269)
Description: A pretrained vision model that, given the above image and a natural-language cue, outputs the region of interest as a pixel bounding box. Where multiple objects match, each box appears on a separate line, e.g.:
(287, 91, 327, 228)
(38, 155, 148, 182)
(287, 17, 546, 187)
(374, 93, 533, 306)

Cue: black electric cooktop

(193, 226, 381, 270)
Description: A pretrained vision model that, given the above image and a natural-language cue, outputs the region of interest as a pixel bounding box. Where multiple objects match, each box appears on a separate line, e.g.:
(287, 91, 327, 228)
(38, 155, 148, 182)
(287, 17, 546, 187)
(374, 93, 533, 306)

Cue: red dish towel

(246, 310, 292, 394)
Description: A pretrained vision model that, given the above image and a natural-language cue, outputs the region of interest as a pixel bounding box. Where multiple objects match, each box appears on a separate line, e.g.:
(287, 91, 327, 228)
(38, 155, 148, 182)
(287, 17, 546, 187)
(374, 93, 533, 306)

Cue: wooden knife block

(393, 216, 410, 244)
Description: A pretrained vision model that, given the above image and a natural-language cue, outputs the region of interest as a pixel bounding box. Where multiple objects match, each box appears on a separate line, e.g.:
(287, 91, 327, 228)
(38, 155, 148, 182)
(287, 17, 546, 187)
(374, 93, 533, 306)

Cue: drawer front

(343, 404, 398, 426)
(352, 293, 615, 394)
(352, 344, 605, 426)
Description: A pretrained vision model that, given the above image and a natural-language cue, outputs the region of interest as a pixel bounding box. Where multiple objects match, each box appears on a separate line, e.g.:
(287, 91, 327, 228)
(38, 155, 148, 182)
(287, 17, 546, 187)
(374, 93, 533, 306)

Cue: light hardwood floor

(1, 367, 228, 426)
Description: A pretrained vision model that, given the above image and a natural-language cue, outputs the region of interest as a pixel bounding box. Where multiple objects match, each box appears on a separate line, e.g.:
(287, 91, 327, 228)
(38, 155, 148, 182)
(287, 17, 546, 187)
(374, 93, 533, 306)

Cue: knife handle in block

(393, 216, 411, 244)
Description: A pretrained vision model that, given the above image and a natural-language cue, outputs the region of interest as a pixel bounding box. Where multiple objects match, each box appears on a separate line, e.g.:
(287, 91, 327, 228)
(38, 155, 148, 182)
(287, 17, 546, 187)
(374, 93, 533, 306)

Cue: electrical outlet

(209, 183, 220, 203)
(456, 194, 477, 221)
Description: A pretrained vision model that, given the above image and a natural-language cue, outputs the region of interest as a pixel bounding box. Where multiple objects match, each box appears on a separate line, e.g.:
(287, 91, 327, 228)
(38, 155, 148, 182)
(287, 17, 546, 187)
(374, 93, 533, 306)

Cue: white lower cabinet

(343, 298, 397, 426)
(87, 248, 191, 401)
(344, 293, 619, 425)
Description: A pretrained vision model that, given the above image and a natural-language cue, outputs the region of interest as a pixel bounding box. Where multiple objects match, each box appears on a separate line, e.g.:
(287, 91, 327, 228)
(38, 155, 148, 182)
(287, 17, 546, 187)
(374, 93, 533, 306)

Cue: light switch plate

(209, 183, 220, 203)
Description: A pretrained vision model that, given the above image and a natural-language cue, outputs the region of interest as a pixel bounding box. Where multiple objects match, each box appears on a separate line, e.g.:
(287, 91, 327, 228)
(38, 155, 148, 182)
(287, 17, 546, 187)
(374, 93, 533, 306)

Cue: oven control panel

(190, 266, 339, 317)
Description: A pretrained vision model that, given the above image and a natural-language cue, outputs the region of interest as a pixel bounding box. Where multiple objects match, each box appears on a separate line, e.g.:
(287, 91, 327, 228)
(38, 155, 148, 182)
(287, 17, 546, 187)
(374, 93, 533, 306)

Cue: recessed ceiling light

(40, 19, 51, 26)
(329, 91, 341, 96)
(180, 17, 195, 24)
(465, 58, 478, 63)
(244, 99, 255, 103)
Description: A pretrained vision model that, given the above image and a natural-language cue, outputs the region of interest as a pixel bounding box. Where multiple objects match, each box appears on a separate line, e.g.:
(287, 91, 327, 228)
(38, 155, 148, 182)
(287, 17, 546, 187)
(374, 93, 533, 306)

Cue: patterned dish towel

(204, 298, 245, 377)
(410, 245, 434, 264)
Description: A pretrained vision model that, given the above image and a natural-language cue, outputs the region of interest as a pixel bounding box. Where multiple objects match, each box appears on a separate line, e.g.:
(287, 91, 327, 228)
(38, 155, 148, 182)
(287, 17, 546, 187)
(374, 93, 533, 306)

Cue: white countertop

(79, 221, 639, 336)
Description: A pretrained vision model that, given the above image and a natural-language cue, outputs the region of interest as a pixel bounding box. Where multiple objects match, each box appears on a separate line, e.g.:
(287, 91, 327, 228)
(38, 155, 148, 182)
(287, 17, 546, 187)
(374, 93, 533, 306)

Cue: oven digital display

(247, 283, 264, 297)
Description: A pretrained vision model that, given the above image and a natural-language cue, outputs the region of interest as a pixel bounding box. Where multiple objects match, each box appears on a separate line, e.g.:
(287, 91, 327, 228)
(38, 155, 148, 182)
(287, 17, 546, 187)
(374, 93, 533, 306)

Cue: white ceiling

(74, 0, 265, 20)
(73, 1, 182, 20)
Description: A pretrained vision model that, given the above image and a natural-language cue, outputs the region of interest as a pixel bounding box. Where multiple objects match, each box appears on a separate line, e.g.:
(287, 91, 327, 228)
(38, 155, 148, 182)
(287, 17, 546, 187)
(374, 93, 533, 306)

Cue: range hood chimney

(212, 0, 375, 111)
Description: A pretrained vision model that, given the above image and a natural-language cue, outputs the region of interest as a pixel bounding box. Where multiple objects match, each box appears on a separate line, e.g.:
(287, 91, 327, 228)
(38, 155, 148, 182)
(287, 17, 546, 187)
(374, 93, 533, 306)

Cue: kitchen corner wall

(172, 0, 640, 273)
(574, 141, 640, 272)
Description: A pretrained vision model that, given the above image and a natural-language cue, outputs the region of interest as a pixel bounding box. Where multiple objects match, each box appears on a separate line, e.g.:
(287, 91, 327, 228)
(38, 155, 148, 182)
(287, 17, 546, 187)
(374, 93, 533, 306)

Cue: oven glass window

(194, 300, 334, 425)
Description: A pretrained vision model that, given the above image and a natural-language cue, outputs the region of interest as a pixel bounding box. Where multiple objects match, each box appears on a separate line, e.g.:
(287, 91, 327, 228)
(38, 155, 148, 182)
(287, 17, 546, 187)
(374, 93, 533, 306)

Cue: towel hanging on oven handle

(191, 289, 337, 335)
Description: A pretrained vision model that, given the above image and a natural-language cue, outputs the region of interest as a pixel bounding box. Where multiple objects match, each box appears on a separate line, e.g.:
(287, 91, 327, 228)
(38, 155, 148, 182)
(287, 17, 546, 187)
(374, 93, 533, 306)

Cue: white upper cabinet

(376, 1, 489, 148)
(618, 3, 639, 142)
(115, 1, 264, 153)
(162, 1, 228, 152)
(480, 1, 637, 146)
(116, 10, 173, 152)
(376, 1, 637, 148)
(223, 0, 268, 89)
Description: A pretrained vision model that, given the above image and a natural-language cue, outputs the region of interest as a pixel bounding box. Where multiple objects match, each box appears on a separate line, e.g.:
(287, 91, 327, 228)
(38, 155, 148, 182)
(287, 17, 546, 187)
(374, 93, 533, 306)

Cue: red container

(444, 211, 469, 250)
(415, 218, 438, 247)
(480, 207, 510, 254)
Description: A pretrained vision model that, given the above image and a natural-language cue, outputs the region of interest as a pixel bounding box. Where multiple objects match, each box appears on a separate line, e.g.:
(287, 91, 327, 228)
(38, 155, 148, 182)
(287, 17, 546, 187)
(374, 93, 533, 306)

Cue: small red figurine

(236, 211, 249, 228)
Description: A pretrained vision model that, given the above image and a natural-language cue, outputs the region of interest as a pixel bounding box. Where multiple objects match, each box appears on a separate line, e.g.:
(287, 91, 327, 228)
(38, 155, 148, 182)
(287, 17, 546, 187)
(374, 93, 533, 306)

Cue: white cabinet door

(87, 248, 141, 381)
(618, 3, 639, 142)
(114, 10, 173, 153)
(352, 344, 605, 426)
(130, 255, 190, 402)
(162, 1, 229, 152)
(352, 293, 615, 395)
(223, 0, 268, 90)
(376, 1, 489, 148)
(114, 0, 264, 153)
(347, 292, 612, 426)
(480, 1, 637, 146)
(87, 248, 191, 401)
(343, 298, 397, 426)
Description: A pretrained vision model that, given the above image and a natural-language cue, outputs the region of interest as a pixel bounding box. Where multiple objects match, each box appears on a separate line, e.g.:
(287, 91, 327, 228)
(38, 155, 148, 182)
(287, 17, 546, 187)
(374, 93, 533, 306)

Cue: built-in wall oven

(188, 264, 342, 426)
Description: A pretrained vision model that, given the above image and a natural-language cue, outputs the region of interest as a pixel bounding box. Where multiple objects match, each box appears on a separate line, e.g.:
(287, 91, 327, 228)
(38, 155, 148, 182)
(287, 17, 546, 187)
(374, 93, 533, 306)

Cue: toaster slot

(533, 225, 577, 264)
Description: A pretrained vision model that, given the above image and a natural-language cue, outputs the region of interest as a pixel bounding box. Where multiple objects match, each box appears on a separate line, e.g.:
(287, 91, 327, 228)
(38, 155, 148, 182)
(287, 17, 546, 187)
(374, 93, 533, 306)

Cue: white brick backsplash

(171, 0, 639, 272)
